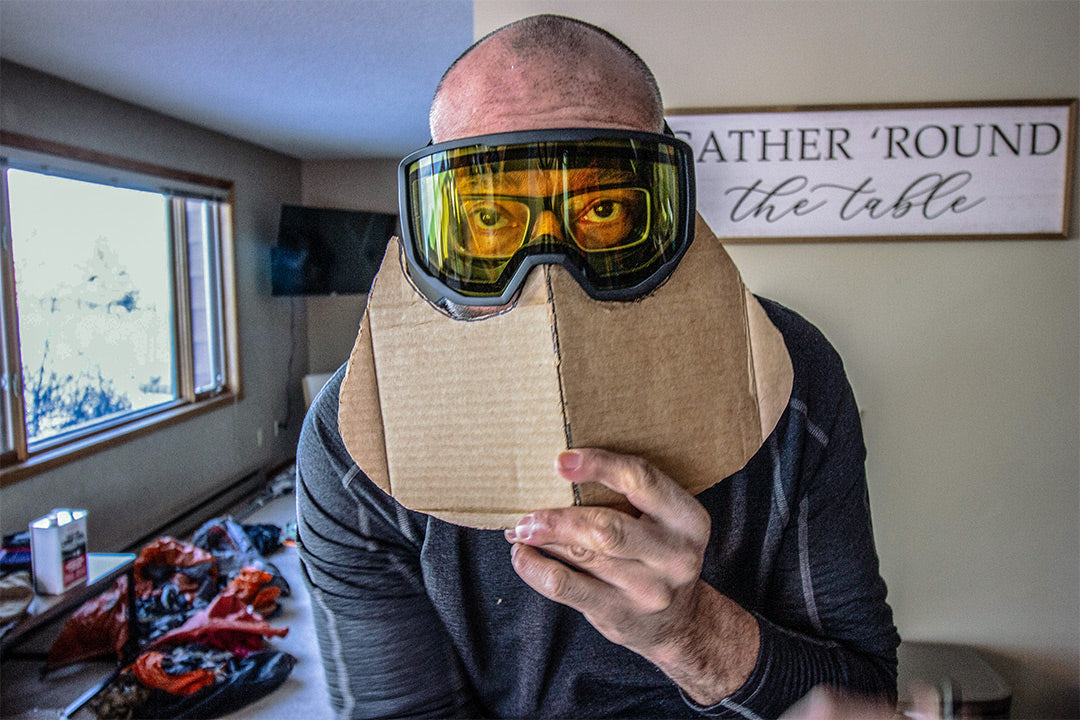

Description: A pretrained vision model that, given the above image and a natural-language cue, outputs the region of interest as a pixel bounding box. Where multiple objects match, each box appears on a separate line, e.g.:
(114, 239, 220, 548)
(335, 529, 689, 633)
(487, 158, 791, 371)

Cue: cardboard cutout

(339, 215, 793, 529)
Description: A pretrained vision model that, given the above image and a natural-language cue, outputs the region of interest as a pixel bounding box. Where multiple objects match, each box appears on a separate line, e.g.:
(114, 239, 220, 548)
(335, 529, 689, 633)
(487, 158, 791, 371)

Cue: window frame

(0, 132, 241, 485)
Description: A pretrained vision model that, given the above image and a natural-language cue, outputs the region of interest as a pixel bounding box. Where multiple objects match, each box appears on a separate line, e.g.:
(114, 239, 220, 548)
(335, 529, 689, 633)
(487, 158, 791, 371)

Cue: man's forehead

(431, 37, 657, 141)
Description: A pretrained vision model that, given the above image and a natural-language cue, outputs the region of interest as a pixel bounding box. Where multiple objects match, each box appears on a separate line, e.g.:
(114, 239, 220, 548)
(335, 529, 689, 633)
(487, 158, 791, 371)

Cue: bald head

(430, 15, 665, 142)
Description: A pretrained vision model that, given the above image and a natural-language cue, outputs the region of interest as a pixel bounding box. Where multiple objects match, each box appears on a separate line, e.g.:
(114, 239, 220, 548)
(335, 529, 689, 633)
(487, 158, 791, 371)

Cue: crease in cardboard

(545, 266, 582, 507)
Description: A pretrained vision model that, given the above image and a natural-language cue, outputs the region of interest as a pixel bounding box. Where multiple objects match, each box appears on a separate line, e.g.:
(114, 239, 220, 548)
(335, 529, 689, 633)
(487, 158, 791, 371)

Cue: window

(1, 134, 239, 482)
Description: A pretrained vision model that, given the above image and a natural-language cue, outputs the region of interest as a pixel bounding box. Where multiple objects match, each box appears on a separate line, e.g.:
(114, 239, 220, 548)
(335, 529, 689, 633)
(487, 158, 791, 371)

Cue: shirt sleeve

(295, 367, 480, 719)
(688, 303, 899, 718)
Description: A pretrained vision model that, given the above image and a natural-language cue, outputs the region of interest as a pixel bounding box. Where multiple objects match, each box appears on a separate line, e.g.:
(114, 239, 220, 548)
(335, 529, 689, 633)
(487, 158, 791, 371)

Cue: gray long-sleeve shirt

(296, 297, 899, 719)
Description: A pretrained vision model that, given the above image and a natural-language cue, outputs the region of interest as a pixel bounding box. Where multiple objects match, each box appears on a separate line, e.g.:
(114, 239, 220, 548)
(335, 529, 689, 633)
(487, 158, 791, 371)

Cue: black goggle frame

(397, 127, 696, 307)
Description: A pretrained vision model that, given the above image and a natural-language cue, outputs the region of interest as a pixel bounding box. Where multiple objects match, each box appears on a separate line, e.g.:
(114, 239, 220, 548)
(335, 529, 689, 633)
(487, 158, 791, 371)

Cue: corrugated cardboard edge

(432, 510, 527, 529)
(339, 282, 391, 495)
(746, 286, 794, 443)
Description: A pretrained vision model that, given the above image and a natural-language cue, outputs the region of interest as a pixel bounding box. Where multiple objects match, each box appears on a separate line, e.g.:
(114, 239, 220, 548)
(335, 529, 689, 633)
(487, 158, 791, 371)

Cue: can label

(30, 509, 88, 595)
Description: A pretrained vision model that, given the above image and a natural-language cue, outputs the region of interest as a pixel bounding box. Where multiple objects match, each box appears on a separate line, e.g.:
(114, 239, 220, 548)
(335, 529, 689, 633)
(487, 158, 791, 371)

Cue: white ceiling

(0, 0, 475, 159)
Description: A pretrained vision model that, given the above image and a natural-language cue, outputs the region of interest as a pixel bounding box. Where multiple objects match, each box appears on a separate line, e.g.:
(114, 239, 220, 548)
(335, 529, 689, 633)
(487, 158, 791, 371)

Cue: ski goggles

(398, 128, 695, 306)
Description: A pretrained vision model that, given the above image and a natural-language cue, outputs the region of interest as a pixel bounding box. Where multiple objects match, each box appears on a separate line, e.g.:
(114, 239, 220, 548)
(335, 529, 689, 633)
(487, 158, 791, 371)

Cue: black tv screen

(271, 205, 396, 296)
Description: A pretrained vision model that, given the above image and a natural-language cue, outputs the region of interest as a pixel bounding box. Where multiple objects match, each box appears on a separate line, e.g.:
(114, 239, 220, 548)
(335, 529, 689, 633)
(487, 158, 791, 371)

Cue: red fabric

(132, 650, 216, 695)
(147, 592, 288, 656)
(134, 538, 214, 582)
(221, 567, 281, 618)
(46, 539, 288, 669)
(46, 574, 129, 667)
(134, 537, 217, 601)
(47, 537, 216, 667)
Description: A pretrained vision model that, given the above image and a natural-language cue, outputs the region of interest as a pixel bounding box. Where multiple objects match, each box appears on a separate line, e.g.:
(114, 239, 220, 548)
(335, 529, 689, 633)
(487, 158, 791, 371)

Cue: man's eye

(472, 206, 507, 229)
(584, 199, 623, 222)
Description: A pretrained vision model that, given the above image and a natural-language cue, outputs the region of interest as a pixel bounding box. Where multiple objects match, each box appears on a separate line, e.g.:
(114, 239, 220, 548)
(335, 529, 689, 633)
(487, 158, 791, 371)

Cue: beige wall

(0, 62, 305, 550)
(475, 0, 1078, 715)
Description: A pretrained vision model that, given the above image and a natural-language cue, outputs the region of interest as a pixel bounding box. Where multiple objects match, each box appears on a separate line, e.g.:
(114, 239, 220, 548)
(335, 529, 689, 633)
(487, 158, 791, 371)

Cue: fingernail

(558, 450, 582, 473)
(512, 515, 534, 541)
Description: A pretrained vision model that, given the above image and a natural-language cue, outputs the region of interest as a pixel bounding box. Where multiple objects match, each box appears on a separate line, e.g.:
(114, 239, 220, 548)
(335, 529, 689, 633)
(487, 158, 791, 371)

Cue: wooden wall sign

(666, 100, 1076, 242)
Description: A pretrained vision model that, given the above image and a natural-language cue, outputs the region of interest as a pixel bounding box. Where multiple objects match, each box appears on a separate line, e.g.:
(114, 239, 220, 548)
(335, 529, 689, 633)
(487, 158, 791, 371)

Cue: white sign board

(666, 100, 1076, 242)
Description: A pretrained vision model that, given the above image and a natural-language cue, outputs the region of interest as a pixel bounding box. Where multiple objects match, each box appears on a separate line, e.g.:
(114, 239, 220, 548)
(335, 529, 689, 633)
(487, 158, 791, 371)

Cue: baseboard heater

(122, 465, 269, 552)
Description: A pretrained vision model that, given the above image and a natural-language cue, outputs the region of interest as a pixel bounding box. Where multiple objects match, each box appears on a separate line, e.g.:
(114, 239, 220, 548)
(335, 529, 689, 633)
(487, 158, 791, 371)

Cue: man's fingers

(509, 542, 694, 648)
(505, 504, 702, 587)
(555, 448, 710, 536)
(504, 448, 712, 618)
(513, 526, 656, 598)
(503, 449, 728, 676)
(509, 542, 616, 612)
(506, 505, 651, 564)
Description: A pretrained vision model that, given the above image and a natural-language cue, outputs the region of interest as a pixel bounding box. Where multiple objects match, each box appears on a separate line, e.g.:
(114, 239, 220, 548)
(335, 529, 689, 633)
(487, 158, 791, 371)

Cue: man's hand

(504, 448, 760, 705)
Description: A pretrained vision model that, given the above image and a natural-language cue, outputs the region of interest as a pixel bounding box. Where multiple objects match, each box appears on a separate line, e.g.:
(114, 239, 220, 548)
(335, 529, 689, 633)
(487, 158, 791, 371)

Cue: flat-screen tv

(271, 205, 397, 296)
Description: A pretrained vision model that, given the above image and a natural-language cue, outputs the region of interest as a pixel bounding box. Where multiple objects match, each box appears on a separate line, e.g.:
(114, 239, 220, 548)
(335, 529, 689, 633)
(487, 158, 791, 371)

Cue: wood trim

(0, 391, 238, 486)
(0, 131, 232, 191)
(219, 200, 243, 399)
(665, 97, 1080, 117)
(170, 198, 197, 401)
(0, 165, 28, 461)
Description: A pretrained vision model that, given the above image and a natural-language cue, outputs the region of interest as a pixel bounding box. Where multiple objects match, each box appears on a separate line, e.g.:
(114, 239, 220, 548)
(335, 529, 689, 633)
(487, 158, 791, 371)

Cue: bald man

(298, 15, 899, 719)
